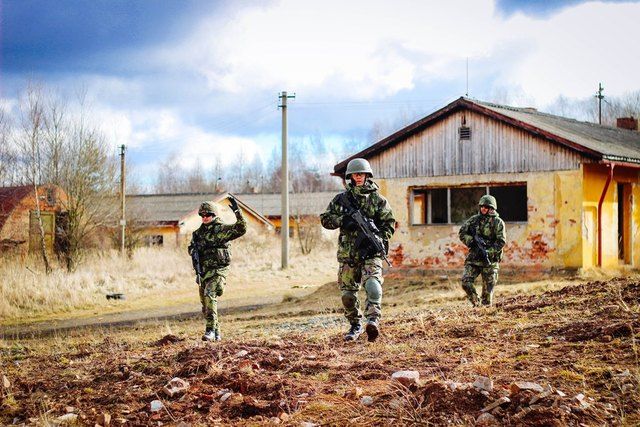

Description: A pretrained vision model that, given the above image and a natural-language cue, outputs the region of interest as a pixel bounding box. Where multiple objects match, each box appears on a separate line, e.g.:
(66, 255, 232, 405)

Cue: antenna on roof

(595, 83, 605, 125)
(465, 57, 469, 97)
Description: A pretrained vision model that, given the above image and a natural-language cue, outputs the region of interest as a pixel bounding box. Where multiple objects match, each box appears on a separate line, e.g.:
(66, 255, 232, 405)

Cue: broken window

(144, 235, 163, 246)
(411, 184, 527, 224)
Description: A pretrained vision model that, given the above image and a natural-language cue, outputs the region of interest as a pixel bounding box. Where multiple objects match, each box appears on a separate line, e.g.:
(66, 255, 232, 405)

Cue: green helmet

(478, 195, 497, 210)
(198, 201, 219, 217)
(345, 158, 373, 178)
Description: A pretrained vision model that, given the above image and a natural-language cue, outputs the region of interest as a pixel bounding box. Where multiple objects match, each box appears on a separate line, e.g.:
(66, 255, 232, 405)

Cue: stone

(96, 412, 112, 426)
(530, 390, 553, 405)
(360, 396, 374, 406)
(216, 388, 231, 397)
(279, 413, 290, 421)
(150, 400, 164, 412)
(220, 392, 233, 402)
(235, 350, 249, 357)
(65, 406, 76, 413)
(481, 396, 511, 413)
(445, 381, 461, 391)
(238, 360, 254, 373)
(476, 412, 500, 426)
(391, 370, 420, 387)
(509, 381, 544, 395)
(2, 375, 10, 389)
(269, 418, 281, 424)
(163, 377, 189, 398)
(473, 376, 494, 392)
(556, 389, 566, 397)
(300, 422, 318, 427)
(56, 413, 78, 424)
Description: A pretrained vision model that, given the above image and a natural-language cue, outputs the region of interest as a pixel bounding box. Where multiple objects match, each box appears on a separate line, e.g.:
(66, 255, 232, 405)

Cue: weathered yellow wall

(378, 169, 583, 270)
(141, 225, 179, 247)
(582, 164, 640, 268)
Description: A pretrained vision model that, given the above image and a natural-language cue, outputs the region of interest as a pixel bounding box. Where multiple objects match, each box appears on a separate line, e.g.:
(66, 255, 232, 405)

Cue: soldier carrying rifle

(320, 158, 396, 342)
(188, 197, 246, 341)
(458, 195, 506, 307)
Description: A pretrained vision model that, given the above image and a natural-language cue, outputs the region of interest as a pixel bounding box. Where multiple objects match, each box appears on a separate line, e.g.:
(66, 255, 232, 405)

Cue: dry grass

(0, 231, 338, 323)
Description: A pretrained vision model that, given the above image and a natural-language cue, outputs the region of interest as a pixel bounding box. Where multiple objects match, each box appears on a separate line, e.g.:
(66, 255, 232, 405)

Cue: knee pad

(341, 291, 357, 309)
(364, 278, 382, 304)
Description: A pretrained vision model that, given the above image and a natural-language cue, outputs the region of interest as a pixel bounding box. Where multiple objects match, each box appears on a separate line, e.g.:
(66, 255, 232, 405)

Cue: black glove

(341, 215, 357, 231)
(229, 196, 240, 214)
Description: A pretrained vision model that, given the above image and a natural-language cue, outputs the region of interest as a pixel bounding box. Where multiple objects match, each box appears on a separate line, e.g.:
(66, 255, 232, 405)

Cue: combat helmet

(345, 158, 373, 178)
(198, 201, 220, 217)
(478, 195, 497, 210)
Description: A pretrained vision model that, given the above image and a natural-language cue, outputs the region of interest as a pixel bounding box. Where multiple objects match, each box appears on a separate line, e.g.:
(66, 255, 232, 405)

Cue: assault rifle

(190, 240, 204, 286)
(473, 225, 491, 264)
(343, 193, 392, 267)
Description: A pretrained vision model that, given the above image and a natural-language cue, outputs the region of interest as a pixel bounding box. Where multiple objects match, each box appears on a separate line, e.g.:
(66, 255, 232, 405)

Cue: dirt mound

(1, 277, 638, 425)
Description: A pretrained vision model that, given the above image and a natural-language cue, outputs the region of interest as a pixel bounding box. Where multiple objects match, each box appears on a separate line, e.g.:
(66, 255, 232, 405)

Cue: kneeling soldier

(188, 197, 246, 341)
(458, 195, 506, 307)
(320, 158, 395, 342)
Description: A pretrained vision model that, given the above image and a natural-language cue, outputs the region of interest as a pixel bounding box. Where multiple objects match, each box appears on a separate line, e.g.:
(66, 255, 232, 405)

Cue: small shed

(333, 97, 640, 272)
(127, 192, 274, 247)
(0, 184, 68, 256)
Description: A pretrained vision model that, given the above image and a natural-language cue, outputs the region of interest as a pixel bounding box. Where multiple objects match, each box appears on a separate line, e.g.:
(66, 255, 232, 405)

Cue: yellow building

(127, 192, 273, 248)
(332, 98, 640, 273)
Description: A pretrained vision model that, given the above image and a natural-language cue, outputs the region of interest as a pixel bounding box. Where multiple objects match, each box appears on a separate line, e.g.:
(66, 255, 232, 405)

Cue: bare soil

(1, 276, 639, 426)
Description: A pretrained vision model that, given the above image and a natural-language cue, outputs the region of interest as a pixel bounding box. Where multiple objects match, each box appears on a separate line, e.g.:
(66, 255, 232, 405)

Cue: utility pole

(596, 83, 605, 125)
(279, 91, 295, 269)
(119, 144, 126, 256)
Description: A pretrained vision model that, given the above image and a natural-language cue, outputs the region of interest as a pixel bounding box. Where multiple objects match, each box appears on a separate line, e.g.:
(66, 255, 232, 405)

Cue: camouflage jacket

(459, 211, 506, 265)
(188, 215, 247, 271)
(320, 180, 395, 263)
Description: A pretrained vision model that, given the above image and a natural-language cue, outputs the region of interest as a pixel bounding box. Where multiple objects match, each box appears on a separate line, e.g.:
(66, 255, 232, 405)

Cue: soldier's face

(479, 206, 490, 214)
(351, 173, 367, 186)
(201, 213, 214, 224)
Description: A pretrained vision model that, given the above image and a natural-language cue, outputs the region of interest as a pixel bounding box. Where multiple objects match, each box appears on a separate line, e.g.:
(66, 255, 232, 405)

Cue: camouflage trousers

(461, 263, 499, 306)
(338, 257, 384, 324)
(199, 266, 229, 330)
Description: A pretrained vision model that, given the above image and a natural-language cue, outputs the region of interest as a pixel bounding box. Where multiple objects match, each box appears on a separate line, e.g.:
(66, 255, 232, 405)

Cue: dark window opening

(489, 185, 527, 222)
(450, 187, 485, 223)
(144, 235, 163, 246)
(411, 184, 527, 224)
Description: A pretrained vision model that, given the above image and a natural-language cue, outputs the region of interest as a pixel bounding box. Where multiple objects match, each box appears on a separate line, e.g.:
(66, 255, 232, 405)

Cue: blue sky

(2, 0, 639, 182)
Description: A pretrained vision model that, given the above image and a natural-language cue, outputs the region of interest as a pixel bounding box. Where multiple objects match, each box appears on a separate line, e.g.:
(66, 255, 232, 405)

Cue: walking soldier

(320, 158, 395, 342)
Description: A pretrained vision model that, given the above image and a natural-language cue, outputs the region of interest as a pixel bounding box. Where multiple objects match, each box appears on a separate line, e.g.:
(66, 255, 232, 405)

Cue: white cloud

(156, 0, 639, 105)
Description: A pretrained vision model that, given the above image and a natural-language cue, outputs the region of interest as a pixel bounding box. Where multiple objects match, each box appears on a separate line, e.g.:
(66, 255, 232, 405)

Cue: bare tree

(17, 84, 52, 273)
(49, 93, 118, 271)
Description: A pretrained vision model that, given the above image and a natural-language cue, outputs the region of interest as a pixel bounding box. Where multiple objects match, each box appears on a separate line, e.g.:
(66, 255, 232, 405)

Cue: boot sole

(366, 323, 379, 342)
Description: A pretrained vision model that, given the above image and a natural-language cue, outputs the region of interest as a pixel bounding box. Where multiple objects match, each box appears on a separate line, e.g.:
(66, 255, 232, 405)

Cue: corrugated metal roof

(234, 192, 336, 217)
(334, 97, 640, 174)
(126, 192, 226, 223)
(475, 100, 640, 163)
(126, 191, 336, 223)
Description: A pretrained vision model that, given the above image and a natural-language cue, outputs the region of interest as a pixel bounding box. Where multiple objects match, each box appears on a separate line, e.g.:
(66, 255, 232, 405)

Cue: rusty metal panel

(369, 110, 589, 179)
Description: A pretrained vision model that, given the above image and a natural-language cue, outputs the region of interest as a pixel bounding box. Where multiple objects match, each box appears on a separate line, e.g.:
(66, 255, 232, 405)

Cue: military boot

(365, 319, 379, 342)
(202, 328, 215, 341)
(344, 323, 363, 341)
(214, 328, 221, 341)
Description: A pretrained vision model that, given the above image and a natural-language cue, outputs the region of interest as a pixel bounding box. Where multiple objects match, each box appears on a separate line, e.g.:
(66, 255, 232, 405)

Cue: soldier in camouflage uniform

(458, 195, 506, 307)
(320, 158, 395, 342)
(188, 197, 246, 341)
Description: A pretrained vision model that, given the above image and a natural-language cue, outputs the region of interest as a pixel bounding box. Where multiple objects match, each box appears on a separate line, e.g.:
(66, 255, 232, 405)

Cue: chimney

(616, 117, 638, 131)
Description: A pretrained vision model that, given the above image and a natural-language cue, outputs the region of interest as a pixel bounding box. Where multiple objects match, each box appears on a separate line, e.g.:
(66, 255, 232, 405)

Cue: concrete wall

(378, 168, 583, 271)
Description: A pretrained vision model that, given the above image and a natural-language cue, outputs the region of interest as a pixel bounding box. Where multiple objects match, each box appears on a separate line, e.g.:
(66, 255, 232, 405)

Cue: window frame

(410, 183, 528, 225)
